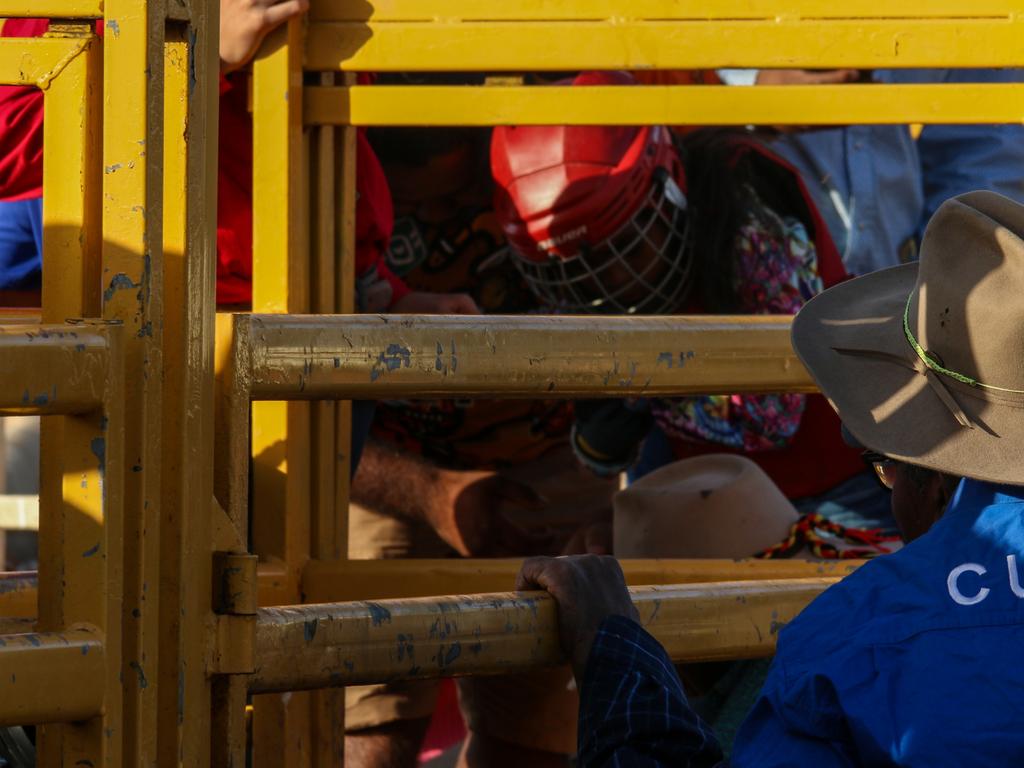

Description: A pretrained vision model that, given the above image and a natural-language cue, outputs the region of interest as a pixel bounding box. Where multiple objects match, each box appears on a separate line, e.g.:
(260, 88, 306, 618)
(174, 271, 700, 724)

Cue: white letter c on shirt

(947, 563, 990, 606)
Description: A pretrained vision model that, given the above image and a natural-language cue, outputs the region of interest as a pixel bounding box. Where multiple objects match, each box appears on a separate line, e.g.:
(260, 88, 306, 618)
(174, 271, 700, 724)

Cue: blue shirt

(768, 70, 1024, 276)
(579, 480, 1024, 767)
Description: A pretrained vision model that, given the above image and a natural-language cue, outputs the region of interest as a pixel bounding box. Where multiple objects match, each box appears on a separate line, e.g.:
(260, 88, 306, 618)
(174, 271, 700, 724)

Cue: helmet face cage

(512, 170, 694, 315)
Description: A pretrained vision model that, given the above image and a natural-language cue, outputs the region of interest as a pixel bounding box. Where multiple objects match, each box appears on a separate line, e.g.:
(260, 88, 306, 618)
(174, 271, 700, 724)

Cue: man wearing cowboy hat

(518, 191, 1024, 765)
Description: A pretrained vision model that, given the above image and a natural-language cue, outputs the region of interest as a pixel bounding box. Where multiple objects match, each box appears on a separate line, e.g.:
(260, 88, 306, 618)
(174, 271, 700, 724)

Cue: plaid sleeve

(578, 615, 726, 768)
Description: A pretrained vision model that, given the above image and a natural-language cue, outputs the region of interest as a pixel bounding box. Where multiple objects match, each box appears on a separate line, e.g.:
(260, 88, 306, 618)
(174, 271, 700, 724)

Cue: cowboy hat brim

(792, 262, 1024, 485)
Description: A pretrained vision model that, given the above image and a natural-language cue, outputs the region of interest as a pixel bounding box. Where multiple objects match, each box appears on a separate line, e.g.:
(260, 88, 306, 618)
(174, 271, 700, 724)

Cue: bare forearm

(351, 438, 441, 523)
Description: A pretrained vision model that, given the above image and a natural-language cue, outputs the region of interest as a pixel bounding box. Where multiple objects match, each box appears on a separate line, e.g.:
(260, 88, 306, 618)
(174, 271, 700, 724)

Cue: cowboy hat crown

(793, 190, 1024, 485)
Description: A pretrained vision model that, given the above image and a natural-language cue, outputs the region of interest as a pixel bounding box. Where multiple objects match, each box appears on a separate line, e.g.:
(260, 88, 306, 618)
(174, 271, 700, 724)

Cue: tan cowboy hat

(792, 190, 1024, 485)
(613, 454, 800, 558)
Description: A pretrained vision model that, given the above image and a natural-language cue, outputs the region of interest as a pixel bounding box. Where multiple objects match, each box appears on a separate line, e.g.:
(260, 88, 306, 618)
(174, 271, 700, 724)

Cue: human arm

(351, 439, 540, 556)
(516, 556, 725, 767)
(913, 69, 1024, 225)
(219, 0, 310, 74)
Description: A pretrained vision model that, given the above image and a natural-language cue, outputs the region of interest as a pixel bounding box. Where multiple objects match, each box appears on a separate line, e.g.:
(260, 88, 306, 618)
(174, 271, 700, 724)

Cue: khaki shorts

(345, 447, 615, 755)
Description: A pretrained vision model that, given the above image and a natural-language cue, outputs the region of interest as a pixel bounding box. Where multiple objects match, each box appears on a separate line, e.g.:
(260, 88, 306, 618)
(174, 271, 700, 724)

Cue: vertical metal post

(99, 0, 166, 762)
(252, 16, 317, 766)
(161, 3, 220, 763)
(34, 31, 120, 767)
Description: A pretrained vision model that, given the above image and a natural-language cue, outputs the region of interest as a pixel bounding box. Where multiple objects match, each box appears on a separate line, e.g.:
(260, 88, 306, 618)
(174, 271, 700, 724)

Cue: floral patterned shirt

(650, 188, 822, 451)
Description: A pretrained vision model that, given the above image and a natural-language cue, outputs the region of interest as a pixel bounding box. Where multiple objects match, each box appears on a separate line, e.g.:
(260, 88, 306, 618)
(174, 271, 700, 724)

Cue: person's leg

(345, 498, 452, 767)
(457, 732, 570, 768)
(455, 659, 578, 767)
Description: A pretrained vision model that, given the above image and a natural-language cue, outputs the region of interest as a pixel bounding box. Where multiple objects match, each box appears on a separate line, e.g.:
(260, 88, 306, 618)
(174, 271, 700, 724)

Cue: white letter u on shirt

(947, 563, 990, 606)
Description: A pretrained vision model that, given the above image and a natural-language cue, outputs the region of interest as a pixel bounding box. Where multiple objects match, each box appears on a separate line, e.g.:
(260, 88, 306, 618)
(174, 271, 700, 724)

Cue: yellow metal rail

(252, 578, 834, 692)
(305, 5, 1024, 71)
(308, 1, 1024, 20)
(240, 2, 1024, 760)
(0, 324, 111, 414)
(241, 313, 814, 399)
(4, 0, 1018, 763)
(0, 2, 101, 15)
(0, 571, 39, 617)
(301, 558, 862, 603)
(0, 627, 104, 725)
(306, 83, 1024, 127)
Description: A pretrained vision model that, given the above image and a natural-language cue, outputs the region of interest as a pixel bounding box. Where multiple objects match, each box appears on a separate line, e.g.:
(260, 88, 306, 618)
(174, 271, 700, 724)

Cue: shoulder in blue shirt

(733, 479, 1024, 767)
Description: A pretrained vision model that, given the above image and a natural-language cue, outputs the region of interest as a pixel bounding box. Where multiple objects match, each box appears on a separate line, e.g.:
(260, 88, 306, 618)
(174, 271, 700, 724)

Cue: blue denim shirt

(768, 69, 1024, 276)
(579, 479, 1024, 767)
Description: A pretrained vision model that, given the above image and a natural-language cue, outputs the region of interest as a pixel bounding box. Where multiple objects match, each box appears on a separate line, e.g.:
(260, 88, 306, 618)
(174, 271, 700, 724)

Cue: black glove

(571, 399, 654, 477)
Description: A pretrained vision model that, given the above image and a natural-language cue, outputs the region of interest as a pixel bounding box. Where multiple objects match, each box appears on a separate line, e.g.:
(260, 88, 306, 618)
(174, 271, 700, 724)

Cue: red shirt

(0, 19, 50, 201)
(1, 19, 407, 307)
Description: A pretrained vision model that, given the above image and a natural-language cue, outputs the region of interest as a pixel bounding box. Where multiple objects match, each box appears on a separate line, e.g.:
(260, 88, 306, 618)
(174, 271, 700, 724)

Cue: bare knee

(345, 717, 431, 768)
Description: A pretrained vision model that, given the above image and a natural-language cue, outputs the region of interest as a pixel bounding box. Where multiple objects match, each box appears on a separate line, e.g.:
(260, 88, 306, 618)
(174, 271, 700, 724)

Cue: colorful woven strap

(756, 513, 901, 560)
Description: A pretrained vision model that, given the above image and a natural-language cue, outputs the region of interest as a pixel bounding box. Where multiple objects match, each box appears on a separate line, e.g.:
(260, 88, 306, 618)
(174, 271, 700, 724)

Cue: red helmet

(491, 71, 693, 314)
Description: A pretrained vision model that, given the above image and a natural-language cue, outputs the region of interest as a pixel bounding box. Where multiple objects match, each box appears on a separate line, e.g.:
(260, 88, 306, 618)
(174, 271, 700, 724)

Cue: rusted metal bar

(0, 571, 38, 617)
(0, 627, 104, 725)
(243, 314, 814, 400)
(251, 578, 833, 692)
(299, 557, 862, 603)
(0, 324, 110, 415)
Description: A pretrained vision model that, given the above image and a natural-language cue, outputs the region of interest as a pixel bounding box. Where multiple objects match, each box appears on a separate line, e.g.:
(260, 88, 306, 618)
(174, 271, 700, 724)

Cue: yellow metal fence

(240, 2, 1024, 764)
(1, 1, 1022, 765)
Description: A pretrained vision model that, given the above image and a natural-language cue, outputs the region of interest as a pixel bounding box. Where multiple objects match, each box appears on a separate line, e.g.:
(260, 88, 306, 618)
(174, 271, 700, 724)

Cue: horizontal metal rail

(299, 558, 863, 603)
(0, 310, 42, 323)
(306, 17, 1024, 71)
(0, 571, 39, 617)
(309, 1, 1023, 22)
(241, 314, 814, 400)
(0, 324, 111, 415)
(0, 559, 861, 617)
(0, 1, 101, 17)
(0, 572, 37, 610)
(0, 627, 104, 725)
(306, 83, 1024, 127)
(251, 578, 833, 692)
(0, 36, 92, 88)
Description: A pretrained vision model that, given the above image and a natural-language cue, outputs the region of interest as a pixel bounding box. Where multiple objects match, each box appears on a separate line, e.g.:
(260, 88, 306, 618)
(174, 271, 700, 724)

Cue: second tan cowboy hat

(792, 190, 1024, 485)
(613, 454, 800, 558)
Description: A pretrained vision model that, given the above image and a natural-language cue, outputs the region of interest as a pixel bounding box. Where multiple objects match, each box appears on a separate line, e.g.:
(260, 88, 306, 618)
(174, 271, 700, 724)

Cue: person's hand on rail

(220, 0, 310, 74)
(516, 554, 638, 681)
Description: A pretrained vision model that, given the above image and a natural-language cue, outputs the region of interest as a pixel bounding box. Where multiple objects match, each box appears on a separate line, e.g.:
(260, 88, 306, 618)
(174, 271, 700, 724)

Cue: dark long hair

(679, 128, 814, 313)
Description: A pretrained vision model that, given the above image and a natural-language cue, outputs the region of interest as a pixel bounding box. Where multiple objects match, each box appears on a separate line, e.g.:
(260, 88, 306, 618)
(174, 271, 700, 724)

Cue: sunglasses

(862, 450, 897, 491)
